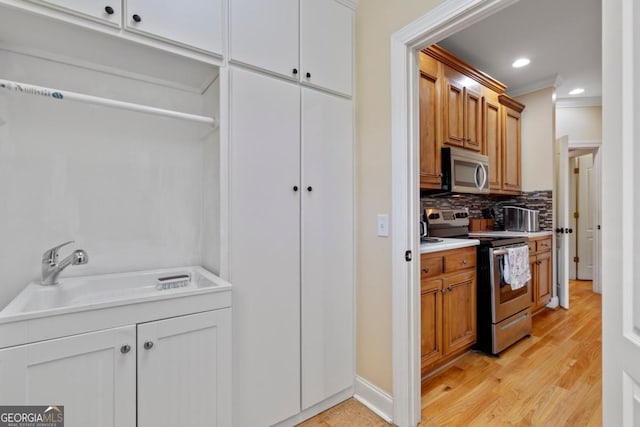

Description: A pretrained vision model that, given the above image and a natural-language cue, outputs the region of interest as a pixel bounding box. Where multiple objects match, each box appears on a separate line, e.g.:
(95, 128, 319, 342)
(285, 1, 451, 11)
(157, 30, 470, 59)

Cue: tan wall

(556, 106, 602, 141)
(516, 87, 556, 192)
(355, 0, 445, 395)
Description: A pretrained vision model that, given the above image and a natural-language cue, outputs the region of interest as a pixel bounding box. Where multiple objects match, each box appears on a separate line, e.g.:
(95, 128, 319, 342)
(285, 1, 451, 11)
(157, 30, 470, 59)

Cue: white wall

(556, 106, 602, 141)
(0, 51, 219, 307)
(516, 87, 556, 191)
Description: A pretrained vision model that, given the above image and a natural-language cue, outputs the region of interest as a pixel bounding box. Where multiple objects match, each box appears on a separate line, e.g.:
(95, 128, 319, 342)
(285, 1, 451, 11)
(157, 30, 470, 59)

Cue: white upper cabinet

(25, 0, 121, 26)
(124, 0, 223, 55)
(230, 0, 354, 96)
(229, 0, 299, 78)
(300, 0, 353, 96)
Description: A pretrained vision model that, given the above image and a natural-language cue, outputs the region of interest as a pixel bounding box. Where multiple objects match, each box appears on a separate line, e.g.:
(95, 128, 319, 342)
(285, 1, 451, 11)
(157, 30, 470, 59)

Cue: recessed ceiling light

(512, 58, 530, 68)
(569, 88, 585, 95)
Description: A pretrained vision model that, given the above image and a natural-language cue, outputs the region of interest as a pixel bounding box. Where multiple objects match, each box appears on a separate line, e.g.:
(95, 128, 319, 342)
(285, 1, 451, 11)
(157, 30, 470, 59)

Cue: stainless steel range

(423, 207, 533, 355)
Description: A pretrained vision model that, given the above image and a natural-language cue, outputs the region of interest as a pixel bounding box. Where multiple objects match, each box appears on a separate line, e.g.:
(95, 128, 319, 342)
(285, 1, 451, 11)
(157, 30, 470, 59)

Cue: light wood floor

(421, 280, 601, 426)
(302, 280, 601, 426)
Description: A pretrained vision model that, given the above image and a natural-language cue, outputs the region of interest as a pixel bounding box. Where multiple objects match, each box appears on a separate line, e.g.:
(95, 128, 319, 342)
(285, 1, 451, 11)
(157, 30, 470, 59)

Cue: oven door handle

(492, 245, 528, 256)
(473, 163, 488, 190)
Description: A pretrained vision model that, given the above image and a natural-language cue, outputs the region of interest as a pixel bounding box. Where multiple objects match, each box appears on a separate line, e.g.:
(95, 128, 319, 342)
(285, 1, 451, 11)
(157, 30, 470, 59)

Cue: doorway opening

(390, 0, 602, 425)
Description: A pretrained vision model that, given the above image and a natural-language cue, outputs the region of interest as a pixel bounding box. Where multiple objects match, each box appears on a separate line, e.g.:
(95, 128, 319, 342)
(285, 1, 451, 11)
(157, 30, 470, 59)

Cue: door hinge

(574, 167, 580, 174)
(574, 256, 580, 263)
(405, 250, 412, 262)
(573, 211, 579, 219)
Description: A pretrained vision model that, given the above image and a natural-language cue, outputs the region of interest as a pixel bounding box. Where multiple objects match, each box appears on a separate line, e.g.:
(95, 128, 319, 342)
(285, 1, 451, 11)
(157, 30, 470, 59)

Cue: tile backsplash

(421, 190, 553, 231)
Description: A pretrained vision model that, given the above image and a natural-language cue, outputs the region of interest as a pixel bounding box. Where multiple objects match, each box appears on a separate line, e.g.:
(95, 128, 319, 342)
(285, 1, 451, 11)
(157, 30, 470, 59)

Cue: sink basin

(1, 266, 229, 318)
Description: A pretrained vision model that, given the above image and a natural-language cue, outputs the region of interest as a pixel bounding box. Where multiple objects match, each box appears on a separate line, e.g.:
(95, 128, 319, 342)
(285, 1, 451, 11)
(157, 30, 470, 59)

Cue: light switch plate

(377, 214, 389, 237)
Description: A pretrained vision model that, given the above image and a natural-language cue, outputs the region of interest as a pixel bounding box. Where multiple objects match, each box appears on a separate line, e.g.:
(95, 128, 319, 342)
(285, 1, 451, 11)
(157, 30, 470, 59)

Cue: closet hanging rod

(0, 79, 217, 127)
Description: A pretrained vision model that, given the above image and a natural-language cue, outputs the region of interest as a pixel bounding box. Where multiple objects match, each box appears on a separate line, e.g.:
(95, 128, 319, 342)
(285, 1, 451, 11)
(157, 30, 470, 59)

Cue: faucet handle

(42, 240, 74, 263)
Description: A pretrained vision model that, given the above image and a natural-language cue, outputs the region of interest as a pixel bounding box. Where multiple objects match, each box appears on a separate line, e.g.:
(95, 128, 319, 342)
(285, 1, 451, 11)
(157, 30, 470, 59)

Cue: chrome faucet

(41, 241, 89, 285)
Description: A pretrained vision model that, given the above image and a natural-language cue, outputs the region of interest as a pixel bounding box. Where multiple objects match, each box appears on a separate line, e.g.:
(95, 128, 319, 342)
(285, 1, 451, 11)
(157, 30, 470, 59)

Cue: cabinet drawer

(527, 240, 535, 253)
(536, 238, 552, 252)
(421, 256, 443, 279)
(421, 278, 443, 293)
(444, 247, 476, 273)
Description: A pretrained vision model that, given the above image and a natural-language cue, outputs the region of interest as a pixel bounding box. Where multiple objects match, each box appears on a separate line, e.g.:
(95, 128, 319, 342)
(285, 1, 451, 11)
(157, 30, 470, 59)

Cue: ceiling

(437, 0, 601, 106)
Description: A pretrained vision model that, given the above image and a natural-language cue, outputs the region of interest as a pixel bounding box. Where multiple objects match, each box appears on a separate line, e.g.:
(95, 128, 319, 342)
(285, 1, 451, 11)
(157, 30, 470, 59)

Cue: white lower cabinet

(229, 67, 354, 426)
(0, 309, 231, 427)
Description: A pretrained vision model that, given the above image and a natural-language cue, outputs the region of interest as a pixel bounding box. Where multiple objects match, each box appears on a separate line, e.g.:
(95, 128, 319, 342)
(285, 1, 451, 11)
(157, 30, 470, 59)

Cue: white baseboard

(353, 376, 393, 423)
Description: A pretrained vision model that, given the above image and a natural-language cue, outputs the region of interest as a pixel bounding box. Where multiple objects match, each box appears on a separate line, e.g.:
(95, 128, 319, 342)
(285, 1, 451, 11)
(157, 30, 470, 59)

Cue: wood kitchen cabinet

(421, 246, 477, 376)
(498, 94, 525, 194)
(528, 236, 553, 314)
(420, 45, 519, 191)
(419, 51, 443, 189)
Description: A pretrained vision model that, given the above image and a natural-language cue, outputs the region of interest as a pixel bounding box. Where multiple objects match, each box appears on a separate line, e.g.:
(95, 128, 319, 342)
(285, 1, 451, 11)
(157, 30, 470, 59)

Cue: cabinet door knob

(307, 186, 313, 192)
(447, 285, 453, 292)
(306, 72, 311, 79)
(132, 14, 142, 22)
(422, 267, 430, 274)
(462, 259, 468, 265)
(143, 341, 154, 350)
(441, 288, 446, 294)
(293, 185, 299, 192)
(120, 344, 131, 354)
(105, 6, 114, 14)
(292, 68, 298, 75)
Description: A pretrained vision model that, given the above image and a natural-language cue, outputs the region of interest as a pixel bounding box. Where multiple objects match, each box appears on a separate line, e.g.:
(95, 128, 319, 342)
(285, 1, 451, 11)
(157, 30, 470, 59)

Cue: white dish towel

(504, 246, 531, 290)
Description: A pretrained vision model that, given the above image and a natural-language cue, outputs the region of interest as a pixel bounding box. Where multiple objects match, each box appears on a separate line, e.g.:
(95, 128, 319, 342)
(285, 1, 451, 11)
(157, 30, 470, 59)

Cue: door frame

(567, 140, 602, 293)
(389, 0, 519, 425)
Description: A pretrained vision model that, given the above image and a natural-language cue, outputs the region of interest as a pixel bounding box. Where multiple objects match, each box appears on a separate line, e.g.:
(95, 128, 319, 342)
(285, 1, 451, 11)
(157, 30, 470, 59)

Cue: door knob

(143, 341, 154, 350)
(120, 344, 131, 354)
(306, 72, 311, 79)
(307, 186, 313, 192)
(293, 185, 299, 192)
(105, 6, 114, 14)
(132, 14, 142, 22)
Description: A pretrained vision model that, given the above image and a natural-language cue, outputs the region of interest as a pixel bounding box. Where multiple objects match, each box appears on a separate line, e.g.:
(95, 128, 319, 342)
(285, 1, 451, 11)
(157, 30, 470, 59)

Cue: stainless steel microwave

(441, 147, 490, 194)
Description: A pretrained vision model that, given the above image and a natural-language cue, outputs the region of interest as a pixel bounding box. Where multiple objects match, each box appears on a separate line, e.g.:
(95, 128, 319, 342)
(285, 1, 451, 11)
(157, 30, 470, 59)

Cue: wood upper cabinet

(484, 89, 502, 190)
(421, 246, 477, 375)
(442, 65, 483, 153)
(419, 51, 443, 189)
(499, 94, 525, 194)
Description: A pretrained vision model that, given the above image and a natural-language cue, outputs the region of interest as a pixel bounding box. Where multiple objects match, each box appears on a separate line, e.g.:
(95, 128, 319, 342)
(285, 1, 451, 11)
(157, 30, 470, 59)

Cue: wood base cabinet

(528, 236, 553, 314)
(421, 246, 477, 376)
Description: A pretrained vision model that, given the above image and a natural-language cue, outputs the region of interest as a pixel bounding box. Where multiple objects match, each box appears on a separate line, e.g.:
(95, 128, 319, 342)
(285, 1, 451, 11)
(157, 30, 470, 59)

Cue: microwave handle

(474, 163, 488, 190)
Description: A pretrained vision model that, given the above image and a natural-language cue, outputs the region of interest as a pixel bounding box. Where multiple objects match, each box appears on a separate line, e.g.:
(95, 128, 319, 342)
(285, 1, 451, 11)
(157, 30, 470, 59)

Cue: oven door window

(496, 253, 528, 303)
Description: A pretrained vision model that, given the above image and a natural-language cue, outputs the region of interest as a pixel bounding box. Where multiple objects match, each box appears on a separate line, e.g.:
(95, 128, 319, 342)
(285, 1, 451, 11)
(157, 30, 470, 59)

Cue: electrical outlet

(377, 214, 389, 237)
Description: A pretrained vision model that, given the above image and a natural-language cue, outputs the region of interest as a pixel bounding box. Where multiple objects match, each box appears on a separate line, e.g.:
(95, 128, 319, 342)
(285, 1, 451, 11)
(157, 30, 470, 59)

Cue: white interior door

(300, 88, 354, 410)
(602, 1, 640, 424)
(577, 154, 594, 279)
(229, 67, 301, 427)
(569, 157, 578, 280)
(555, 136, 570, 309)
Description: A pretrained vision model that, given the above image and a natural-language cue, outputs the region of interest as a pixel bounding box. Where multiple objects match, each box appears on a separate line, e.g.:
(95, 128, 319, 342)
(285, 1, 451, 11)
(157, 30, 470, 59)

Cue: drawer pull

(462, 259, 468, 265)
(422, 267, 430, 274)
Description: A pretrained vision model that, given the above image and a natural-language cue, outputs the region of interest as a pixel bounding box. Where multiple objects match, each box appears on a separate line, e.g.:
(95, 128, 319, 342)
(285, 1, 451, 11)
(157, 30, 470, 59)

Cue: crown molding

(507, 74, 563, 97)
(334, 0, 357, 10)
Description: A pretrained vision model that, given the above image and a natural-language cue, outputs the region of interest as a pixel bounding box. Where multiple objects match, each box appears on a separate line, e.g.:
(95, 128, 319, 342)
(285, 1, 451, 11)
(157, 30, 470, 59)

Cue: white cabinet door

(25, 0, 121, 27)
(229, 67, 301, 427)
(125, 0, 223, 55)
(301, 88, 354, 409)
(230, 0, 299, 78)
(137, 310, 231, 427)
(300, 0, 353, 96)
(0, 326, 136, 427)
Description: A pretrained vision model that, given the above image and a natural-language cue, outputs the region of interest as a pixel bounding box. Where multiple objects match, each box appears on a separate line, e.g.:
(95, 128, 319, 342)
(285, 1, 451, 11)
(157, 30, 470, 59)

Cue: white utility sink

(0, 266, 230, 319)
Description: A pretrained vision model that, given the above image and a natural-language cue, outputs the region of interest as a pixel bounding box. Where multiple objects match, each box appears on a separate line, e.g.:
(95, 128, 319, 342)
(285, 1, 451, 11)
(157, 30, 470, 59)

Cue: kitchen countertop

(468, 230, 554, 238)
(420, 238, 480, 254)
